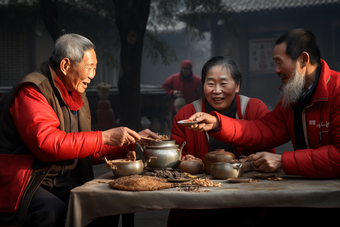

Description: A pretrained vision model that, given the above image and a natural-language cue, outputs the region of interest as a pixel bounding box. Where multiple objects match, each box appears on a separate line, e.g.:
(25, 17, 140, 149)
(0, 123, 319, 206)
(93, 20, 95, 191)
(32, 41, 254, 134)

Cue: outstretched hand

(137, 128, 161, 146)
(102, 127, 141, 147)
(186, 112, 220, 132)
(137, 128, 160, 139)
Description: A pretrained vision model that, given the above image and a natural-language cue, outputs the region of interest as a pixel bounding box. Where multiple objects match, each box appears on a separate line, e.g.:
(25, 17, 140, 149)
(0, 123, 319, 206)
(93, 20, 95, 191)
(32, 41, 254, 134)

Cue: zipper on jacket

(301, 103, 314, 149)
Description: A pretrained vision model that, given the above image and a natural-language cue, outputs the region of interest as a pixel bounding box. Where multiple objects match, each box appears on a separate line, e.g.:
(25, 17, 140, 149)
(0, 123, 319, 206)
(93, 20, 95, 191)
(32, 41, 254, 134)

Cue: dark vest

(0, 60, 94, 225)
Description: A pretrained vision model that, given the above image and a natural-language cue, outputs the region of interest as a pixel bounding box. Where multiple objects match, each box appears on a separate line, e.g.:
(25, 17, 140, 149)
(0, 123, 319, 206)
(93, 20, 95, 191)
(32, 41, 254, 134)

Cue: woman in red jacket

(168, 56, 275, 227)
(171, 56, 275, 160)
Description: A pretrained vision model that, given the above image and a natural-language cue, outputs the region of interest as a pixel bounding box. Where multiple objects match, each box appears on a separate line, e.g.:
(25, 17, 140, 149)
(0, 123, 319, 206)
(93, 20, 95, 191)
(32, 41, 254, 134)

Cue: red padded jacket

(10, 84, 133, 164)
(171, 95, 275, 160)
(209, 60, 340, 178)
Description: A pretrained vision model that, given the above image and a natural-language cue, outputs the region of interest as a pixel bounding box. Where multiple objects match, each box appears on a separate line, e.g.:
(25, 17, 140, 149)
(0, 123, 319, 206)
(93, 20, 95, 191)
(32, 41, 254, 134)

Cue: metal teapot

(104, 158, 147, 177)
(136, 140, 186, 169)
(210, 162, 244, 179)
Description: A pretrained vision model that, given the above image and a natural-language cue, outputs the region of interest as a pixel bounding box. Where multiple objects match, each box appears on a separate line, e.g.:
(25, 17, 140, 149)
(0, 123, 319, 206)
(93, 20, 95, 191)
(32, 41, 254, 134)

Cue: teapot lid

(146, 140, 176, 147)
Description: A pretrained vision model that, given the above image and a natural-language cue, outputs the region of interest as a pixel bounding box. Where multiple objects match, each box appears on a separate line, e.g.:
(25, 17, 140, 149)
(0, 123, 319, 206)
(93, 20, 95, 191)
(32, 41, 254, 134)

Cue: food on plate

(105, 158, 133, 169)
(151, 169, 190, 180)
(267, 177, 283, 181)
(156, 134, 169, 141)
(141, 134, 169, 142)
(108, 175, 173, 191)
(176, 185, 211, 193)
(190, 178, 221, 187)
(177, 119, 199, 126)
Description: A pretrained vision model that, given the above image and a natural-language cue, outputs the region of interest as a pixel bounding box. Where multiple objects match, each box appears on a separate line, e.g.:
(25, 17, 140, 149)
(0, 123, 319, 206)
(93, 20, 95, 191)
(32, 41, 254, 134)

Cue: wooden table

(65, 170, 340, 227)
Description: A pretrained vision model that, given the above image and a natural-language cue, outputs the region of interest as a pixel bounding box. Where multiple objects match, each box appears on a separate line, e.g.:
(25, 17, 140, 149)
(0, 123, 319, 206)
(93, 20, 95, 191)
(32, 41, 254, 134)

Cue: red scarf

(54, 76, 83, 111)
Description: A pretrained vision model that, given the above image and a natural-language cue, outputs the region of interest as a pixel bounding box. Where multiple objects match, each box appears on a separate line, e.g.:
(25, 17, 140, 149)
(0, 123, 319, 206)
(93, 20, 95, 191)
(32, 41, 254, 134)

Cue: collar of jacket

(310, 59, 331, 103)
(47, 61, 84, 111)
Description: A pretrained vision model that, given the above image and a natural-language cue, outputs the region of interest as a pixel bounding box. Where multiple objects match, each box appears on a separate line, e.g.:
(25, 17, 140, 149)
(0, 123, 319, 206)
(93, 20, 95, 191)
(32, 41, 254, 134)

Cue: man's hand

(186, 112, 220, 132)
(249, 152, 283, 172)
(102, 127, 141, 147)
(137, 128, 160, 139)
(137, 129, 160, 146)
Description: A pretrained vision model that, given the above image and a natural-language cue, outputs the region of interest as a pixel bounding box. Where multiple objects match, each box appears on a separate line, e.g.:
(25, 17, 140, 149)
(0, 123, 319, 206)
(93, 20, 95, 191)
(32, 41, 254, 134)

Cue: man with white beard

(185, 28, 340, 178)
(280, 68, 305, 110)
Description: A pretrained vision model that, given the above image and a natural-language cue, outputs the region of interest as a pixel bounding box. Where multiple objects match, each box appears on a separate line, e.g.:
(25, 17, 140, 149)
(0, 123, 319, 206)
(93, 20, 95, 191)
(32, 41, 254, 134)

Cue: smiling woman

(203, 64, 240, 113)
(171, 55, 276, 160)
(168, 56, 276, 225)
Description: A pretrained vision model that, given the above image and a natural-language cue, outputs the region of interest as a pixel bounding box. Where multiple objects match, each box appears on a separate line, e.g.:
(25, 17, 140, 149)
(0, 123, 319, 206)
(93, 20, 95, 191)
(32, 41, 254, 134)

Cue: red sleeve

(91, 143, 136, 165)
(10, 83, 128, 163)
(208, 102, 290, 151)
(242, 98, 276, 154)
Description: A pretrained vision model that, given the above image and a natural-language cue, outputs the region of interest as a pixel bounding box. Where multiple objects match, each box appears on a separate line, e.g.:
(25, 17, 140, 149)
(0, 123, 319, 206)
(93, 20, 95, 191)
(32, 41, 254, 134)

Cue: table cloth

(65, 170, 340, 227)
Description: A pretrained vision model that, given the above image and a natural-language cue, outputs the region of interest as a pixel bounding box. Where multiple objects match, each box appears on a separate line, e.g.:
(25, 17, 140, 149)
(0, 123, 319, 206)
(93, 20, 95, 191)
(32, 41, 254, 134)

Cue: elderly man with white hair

(0, 33, 157, 227)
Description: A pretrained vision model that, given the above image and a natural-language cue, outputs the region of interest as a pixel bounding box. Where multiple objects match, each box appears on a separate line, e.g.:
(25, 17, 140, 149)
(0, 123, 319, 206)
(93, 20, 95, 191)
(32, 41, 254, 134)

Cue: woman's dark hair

(275, 28, 320, 65)
(200, 56, 242, 93)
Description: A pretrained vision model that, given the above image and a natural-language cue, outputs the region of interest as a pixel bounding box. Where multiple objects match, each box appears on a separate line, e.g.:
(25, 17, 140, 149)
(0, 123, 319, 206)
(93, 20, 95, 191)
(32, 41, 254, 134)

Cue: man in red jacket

(162, 60, 201, 118)
(0, 33, 158, 227)
(187, 28, 340, 179)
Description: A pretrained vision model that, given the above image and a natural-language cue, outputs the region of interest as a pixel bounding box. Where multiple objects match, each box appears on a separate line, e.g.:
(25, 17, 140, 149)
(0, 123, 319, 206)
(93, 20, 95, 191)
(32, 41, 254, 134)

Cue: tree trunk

(39, 0, 63, 42)
(112, 0, 151, 131)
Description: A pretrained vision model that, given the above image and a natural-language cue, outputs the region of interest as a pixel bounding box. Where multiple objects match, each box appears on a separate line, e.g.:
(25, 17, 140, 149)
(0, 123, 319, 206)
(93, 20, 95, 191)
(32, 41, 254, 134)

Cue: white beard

(280, 69, 306, 109)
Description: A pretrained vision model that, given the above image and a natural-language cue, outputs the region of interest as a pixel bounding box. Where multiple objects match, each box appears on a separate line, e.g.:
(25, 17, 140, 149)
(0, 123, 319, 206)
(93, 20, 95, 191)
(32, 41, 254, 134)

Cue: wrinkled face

(203, 65, 240, 113)
(181, 67, 192, 78)
(65, 49, 97, 93)
(273, 42, 297, 85)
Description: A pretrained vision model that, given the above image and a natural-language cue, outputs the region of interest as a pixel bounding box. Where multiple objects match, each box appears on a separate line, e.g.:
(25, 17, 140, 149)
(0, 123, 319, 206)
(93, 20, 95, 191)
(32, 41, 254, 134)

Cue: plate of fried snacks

(177, 119, 199, 126)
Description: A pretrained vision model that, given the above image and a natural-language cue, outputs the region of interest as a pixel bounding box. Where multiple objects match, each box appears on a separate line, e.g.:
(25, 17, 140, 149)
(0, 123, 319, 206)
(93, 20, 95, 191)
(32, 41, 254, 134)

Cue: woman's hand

(187, 112, 220, 132)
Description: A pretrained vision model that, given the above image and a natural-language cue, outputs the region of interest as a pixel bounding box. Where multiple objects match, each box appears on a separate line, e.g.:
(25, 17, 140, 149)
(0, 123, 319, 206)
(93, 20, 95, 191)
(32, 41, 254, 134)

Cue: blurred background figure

(162, 60, 201, 120)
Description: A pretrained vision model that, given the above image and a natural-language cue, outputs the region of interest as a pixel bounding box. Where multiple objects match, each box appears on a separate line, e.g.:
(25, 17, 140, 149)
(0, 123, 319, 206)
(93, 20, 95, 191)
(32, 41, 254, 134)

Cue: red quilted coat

(209, 60, 340, 178)
(10, 84, 134, 164)
(171, 95, 276, 160)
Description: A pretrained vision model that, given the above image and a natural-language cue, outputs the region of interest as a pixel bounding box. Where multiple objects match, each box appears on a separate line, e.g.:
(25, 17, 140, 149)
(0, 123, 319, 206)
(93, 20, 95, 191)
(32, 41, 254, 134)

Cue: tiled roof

(224, 0, 340, 13)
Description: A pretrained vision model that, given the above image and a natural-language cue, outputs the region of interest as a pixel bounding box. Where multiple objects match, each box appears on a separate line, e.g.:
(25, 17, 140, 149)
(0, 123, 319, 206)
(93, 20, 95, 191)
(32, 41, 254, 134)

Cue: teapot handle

(178, 141, 187, 156)
(103, 157, 117, 170)
(144, 156, 157, 168)
(135, 143, 145, 152)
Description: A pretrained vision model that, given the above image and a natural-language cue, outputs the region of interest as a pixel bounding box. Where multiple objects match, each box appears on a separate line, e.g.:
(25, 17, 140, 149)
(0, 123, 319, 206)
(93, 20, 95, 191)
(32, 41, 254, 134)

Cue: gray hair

(51, 33, 95, 68)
